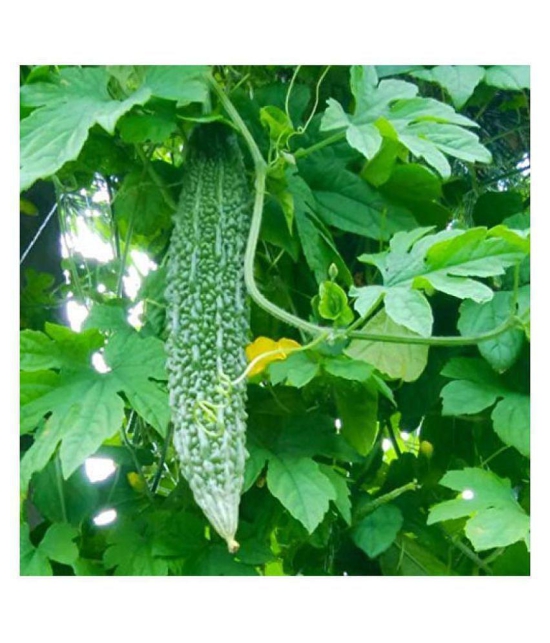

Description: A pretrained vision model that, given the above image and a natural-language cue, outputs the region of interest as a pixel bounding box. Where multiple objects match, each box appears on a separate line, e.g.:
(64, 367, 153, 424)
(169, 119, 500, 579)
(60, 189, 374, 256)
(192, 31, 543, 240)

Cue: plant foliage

(19, 64, 530, 576)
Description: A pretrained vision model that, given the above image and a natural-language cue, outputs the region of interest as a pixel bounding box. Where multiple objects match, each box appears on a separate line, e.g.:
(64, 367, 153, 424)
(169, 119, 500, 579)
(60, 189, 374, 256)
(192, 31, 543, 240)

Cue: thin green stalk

(347, 315, 520, 346)
(284, 65, 302, 122)
(55, 454, 68, 523)
(229, 71, 251, 95)
(301, 65, 331, 133)
(121, 412, 154, 503)
(480, 445, 511, 468)
(116, 214, 135, 298)
(449, 535, 493, 575)
(355, 481, 418, 521)
(293, 131, 345, 159)
(151, 423, 174, 494)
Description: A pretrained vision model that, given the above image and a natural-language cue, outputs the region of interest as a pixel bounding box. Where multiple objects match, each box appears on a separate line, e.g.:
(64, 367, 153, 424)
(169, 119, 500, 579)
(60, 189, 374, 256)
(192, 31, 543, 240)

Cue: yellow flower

(245, 337, 301, 377)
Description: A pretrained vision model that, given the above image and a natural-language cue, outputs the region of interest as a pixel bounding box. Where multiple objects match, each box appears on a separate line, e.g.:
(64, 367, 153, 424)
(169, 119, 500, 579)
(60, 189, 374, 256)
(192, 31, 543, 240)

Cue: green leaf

(318, 281, 353, 324)
(401, 122, 492, 169)
(104, 521, 169, 576)
(118, 113, 177, 144)
(20, 524, 52, 576)
(20, 326, 104, 372)
(440, 357, 530, 456)
(82, 301, 131, 333)
(38, 523, 79, 565)
(20, 370, 59, 410)
(484, 66, 530, 91)
(32, 459, 99, 525)
(242, 444, 270, 492)
(421, 228, 526, 299)
(185, 546, 259, 576)
(298, 148, 416, 240)
(384, 287, 434, 337)
(20, 330, 168, 485)
(313, 173, 415, 239)
(143, 65, 209, 105)
(20, 67, 151, 190)
(260, 105, 294, 145)
(334, 383, 378, 455)
(413, 66, 485, 108)
(346, 122, 383, 160)
(21, 374, 126, 484)
(114, 167, 173, 236)
(382, 164, 442, 202)
(352, 504, 404, 558)
(466, 508, 530, 552)
(441, 355, 504, 396)
(103, 331, 169, 437)
(389, 97, 477, 127)
(322, 356, 373, 382)
(346, 310, 429, 382)
(458, 293, 524, 372)
(349, 75, 419, 122)
(375, 66, 424, 78)
(320, 68, 490, 178)
(318, 464, 352, 525)
(288, 171, 352, 284)
(361, 138, 402, 187)
(440, 379, 500, 416)
(349, 285, 385, 318)
(428, 468, 529, 551)
(235, 539, 277, 566)
(266, 455, 337, 533)
(398, 132, 451, 178)
(491, 394, 530, 458)
(321, 98, 350, 130)
(380, 534, 453, 576)
(268, 351, 320, 388)
(491, 542, 530, 576)
(20, 523, 79, 575)
(252, 413, 363, 464)
(148, 512, 205, 558)
(72, 558, 106, 576)
(358, 227, 527, 306)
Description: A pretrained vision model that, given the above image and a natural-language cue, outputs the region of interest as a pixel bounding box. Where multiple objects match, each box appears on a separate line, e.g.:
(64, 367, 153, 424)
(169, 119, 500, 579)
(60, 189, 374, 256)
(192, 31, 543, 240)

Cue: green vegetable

(165, 124, 251, 553)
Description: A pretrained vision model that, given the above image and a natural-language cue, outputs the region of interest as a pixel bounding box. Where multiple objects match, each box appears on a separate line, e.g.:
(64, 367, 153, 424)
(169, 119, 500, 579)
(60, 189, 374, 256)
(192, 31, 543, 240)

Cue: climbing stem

(284, 65, 302, 122)
(347, 315, 520, 346)
(355, 481, 418, 521)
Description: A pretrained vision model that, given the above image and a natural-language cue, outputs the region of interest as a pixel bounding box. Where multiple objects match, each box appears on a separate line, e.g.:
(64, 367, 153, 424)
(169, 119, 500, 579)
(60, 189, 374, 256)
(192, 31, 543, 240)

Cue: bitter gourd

(165, 124, 251, 553)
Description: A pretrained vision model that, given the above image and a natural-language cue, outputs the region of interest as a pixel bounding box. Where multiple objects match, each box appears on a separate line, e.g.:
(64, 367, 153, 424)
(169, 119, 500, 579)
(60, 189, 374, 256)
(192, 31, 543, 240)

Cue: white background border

(2, 2, 547, 641)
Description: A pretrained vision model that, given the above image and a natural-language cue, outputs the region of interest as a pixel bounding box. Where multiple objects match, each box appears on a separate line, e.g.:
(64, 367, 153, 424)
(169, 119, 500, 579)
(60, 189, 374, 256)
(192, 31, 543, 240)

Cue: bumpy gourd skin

(165, 125, 251, 553)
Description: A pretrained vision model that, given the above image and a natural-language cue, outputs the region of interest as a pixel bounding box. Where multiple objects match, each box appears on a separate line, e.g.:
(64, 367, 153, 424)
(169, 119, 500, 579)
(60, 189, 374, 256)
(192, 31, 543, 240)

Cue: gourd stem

(208, 73, 524, 349)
